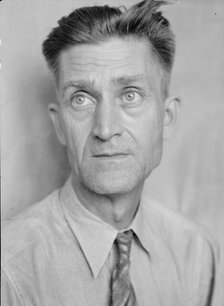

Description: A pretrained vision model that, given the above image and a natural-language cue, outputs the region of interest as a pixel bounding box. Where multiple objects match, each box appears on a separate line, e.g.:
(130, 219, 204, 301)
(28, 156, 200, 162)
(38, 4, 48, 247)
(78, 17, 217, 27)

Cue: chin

(81, 170, 144, 195)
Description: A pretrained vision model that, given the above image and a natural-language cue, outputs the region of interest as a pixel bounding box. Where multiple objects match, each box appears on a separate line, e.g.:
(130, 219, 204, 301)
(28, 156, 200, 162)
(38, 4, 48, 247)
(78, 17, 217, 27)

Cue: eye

(124, 92, 136, 101)
(121, 90, 143, 105)
(71, 93, 95, 108)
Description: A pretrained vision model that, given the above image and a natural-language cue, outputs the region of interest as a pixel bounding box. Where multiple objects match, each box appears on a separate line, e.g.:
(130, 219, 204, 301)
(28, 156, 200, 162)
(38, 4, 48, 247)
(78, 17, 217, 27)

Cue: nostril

(92, 124, 116, 141)
(92, 123, 123, 141)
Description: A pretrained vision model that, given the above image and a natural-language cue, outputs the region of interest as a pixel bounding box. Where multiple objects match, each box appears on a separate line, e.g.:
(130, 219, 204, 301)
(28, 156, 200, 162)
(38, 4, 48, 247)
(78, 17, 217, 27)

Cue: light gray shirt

(2, 177, 218, 306)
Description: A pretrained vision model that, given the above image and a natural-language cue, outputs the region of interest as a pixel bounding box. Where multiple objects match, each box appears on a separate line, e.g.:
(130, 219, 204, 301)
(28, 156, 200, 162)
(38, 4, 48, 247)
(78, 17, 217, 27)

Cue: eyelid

(122, 87, 143, 98)
(123, 86, 144, 95)
(123, 86, 139, 91)
(71, 90, 96, 101)
(71, 87, 100, 100)
(72, 89, 91, 96)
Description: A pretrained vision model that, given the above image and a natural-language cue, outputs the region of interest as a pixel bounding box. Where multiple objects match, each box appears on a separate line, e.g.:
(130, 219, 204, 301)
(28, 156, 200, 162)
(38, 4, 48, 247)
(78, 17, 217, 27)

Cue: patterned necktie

(111, 230, 138, 306)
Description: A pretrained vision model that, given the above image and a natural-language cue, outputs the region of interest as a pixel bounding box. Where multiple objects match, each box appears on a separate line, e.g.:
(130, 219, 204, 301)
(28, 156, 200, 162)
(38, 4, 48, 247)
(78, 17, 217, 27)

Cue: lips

(93, 152, 129, 158)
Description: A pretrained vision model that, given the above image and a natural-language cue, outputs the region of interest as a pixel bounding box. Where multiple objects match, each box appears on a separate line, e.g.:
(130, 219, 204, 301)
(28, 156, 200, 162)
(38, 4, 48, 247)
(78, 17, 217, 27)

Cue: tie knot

(115, 230, 133, 261)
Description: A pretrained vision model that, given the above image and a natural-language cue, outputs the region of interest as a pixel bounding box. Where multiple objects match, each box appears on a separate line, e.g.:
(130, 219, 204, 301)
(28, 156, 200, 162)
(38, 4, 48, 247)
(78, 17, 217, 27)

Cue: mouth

(93, 153, 130, 159)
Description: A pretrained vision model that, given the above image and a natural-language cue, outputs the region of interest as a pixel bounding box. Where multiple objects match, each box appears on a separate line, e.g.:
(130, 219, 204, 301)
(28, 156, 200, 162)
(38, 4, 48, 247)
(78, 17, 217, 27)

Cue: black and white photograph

(1, 0, 224, 305)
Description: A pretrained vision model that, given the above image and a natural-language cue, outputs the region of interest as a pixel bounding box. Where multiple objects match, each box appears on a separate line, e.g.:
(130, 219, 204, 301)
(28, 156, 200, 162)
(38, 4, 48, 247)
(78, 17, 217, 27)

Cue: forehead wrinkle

(70, 61, 110, 69)
(66, 53, 135, 66)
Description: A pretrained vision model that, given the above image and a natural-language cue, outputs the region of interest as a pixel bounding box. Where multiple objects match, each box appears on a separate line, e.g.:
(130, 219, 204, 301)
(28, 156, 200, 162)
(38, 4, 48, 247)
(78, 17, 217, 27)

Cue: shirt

(2, 176, 218, 306)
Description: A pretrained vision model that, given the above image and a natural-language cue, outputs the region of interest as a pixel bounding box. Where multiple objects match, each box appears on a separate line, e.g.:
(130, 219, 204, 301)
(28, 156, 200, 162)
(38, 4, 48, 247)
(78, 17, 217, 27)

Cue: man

(2, 1, 218, 305)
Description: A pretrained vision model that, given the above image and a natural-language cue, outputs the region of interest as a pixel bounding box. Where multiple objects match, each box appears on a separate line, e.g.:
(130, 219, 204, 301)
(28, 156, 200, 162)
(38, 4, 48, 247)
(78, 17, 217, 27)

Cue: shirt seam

(2, 265, 25, 306)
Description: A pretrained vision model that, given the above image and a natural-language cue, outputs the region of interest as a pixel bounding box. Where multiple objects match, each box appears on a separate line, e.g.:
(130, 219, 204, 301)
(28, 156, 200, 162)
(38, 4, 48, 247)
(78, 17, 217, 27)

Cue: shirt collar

(129, 201, 151, 256)
(59, 176, 151, 277)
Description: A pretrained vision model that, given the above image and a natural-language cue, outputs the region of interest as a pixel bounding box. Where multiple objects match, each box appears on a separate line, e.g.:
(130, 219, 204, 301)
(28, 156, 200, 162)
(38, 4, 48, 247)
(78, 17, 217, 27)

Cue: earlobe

(163, 95, 181, 140)
(48, 103, 67, 146)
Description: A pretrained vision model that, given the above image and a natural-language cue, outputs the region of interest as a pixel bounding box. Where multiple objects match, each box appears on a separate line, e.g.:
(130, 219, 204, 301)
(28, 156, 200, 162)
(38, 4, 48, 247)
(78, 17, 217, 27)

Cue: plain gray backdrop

(1, 1, 224, 304)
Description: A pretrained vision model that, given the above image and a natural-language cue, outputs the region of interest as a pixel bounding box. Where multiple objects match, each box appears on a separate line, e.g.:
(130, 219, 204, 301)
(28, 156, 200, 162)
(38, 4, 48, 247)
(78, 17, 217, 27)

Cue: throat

(104, 198, 140, 230)
(71, 175, 143, 230)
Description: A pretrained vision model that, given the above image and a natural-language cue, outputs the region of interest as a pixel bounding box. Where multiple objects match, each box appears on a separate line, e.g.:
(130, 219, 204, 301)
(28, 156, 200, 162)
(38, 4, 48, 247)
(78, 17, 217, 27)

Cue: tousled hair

(42, 0, 175, 96)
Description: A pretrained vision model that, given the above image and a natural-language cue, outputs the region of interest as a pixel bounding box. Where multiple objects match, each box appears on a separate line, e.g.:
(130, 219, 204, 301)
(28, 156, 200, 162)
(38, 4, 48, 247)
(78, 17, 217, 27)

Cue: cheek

(127, 103, 164, 161)
(60, 110, 92, 164)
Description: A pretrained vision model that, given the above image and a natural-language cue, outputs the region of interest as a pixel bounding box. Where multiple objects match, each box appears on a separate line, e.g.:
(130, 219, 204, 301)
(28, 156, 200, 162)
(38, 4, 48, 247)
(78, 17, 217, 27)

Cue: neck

(71, 175, 144, 230)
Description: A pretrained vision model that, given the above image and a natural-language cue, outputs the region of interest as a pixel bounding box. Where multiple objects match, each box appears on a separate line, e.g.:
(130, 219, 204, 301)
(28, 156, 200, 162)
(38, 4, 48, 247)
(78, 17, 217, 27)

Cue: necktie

(111, 230, 138, 306)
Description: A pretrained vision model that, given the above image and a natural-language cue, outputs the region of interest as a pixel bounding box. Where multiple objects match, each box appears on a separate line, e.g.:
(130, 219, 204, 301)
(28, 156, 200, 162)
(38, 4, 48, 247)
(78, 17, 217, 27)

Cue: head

(42, 0, 180, 196)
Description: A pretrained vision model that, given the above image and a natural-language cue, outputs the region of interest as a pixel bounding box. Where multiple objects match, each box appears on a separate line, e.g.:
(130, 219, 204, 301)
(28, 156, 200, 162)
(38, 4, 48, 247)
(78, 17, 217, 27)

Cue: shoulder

(2, 189, 64, 265)
(141, 197, 220, 305)
(142, 196, 219, 263)
(1, 184, 82, 305)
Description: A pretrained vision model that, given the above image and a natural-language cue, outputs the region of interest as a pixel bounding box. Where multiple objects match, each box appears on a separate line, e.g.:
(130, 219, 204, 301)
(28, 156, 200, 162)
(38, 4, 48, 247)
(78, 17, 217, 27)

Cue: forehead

(58, 38, 160, 90)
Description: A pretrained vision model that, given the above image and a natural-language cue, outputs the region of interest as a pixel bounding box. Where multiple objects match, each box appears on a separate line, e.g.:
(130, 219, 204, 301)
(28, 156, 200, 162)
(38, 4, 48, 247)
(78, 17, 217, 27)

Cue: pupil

(77, 96, 84, 104)
(127, 93, 134, 100)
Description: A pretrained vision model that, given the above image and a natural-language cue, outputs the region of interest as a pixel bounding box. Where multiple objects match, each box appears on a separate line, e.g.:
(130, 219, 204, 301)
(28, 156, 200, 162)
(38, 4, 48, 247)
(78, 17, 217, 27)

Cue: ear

(48, 103, 67, 146)
(163, 95, 181, 140)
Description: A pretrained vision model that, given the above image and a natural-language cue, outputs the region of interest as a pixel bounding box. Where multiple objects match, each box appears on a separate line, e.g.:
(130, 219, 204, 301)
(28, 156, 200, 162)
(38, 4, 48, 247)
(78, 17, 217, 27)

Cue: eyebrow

(62, 79, 96, 93)
(111, 74, 146, 86)
(62, 74, 147, 93)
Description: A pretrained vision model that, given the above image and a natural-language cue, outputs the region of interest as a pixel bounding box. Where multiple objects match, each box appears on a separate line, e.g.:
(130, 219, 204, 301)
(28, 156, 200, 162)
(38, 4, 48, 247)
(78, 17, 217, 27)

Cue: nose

(92, 100, 123, 141)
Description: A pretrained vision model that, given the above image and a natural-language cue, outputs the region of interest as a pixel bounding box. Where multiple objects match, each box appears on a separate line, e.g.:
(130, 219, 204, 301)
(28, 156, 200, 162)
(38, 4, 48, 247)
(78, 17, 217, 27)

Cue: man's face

(51, 38, 170, 195)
